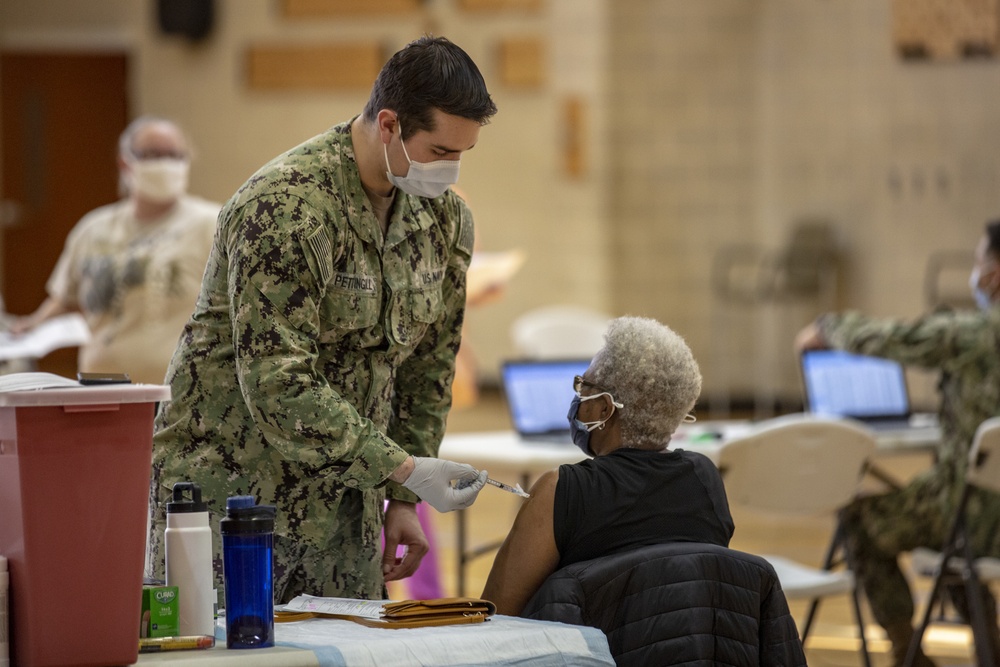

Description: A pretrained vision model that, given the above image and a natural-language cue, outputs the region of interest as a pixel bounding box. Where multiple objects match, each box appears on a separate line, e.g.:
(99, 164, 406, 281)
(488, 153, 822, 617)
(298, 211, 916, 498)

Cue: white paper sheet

(0, 313, 90, 361)
(0, 372, 81, 392)
(466, 250, 526, 302)
(282, 595, 385, 620)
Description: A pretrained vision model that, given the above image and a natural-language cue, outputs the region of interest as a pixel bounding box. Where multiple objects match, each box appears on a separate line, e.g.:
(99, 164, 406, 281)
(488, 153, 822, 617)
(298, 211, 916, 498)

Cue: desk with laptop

(439, 353, 942, 595)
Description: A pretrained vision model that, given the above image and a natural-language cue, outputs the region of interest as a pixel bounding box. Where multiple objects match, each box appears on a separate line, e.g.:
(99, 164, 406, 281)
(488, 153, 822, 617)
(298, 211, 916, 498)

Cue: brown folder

(275, 597, 497, 629)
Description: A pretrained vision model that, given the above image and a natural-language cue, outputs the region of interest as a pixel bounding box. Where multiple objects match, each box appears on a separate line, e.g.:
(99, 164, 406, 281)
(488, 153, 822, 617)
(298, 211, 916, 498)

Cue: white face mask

(970, 267, 993, 310)
(384, 125, 460, 199)
(127, 158, 189, 203)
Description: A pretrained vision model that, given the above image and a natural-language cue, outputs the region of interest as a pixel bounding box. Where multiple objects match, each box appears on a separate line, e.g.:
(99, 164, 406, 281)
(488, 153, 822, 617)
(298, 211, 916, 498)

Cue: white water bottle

(165, 482, 215, 637)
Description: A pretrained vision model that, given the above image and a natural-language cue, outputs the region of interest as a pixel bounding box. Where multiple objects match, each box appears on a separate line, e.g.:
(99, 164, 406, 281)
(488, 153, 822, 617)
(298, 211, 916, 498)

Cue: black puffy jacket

(521, 542, 808, 667)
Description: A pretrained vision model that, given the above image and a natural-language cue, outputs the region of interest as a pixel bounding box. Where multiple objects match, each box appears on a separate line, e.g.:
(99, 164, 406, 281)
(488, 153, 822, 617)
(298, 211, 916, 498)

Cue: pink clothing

(382, 502, 444, 599)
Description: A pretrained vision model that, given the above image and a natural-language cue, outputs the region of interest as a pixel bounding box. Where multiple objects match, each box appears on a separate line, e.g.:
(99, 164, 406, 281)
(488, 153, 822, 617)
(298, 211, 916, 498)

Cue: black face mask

(567, 395, 594, 457)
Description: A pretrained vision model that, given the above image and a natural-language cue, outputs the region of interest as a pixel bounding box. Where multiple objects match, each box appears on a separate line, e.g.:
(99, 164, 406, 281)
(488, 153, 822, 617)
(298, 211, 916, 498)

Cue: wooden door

(1, 51, 128, 376)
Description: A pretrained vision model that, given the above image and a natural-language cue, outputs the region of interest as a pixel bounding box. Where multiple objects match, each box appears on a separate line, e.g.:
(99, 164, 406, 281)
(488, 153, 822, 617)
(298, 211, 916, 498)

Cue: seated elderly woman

(482, 316, 734, 616)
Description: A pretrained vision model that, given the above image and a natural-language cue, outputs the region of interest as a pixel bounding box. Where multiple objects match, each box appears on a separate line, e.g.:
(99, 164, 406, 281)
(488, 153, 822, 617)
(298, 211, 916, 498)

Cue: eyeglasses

(574, 375, 613, 396)
(573, 375, 624, 409)
(129, 148, 188, 161)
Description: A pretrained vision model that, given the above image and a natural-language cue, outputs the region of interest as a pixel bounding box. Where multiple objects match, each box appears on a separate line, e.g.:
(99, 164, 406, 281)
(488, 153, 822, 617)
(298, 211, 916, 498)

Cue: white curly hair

(587, 316, 701, 449)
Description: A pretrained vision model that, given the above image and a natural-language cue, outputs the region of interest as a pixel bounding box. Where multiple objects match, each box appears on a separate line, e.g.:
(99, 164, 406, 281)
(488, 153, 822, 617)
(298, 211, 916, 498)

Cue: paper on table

(283, 594, 386, 619)
(0, 313, 90, 361)
(0, 372, 81, 392)
(466, 249, 526, 302)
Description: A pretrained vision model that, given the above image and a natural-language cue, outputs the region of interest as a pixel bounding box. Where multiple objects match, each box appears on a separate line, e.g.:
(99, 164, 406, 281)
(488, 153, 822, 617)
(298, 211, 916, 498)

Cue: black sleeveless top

(553, 448, 734, 570)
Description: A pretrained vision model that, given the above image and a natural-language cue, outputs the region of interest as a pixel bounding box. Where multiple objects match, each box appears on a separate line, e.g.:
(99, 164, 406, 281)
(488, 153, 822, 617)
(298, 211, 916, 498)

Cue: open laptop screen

(501, 359, 591, 438)
(800, 349, 910, 420)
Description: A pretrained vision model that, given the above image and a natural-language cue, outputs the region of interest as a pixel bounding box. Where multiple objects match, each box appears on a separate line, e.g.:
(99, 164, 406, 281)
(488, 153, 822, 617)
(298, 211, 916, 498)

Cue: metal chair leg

(839, 527, 872, 667)
(801, 525, 841, 640)
(850, 584, 872, 667)
(802, 517, 871, 667)
(905, 556, 949, 667)
(905, 485, 971, 667)
(959, 536, 997, 667)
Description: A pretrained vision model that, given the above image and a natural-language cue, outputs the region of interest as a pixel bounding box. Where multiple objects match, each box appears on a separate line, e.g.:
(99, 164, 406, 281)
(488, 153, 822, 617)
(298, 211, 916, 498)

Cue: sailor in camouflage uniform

(796, 220, 1000, 666)
(148, 36, 497, 603)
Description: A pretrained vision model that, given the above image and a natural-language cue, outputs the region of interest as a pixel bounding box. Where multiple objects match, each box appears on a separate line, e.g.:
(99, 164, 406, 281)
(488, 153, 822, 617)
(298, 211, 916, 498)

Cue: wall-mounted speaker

(157, 0, 214, 42)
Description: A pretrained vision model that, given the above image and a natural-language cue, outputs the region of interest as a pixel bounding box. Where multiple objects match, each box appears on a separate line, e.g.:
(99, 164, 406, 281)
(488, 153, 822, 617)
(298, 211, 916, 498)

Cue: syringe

(484, 476, 530, 499)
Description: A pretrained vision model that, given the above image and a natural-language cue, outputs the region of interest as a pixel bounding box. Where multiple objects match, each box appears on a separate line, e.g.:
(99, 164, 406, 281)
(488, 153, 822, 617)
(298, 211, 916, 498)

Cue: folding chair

(905, 416, 1000, 667)
(522, 542, 807, 667)
(510, 305, 611, 360)
(718, 413, 876, 667)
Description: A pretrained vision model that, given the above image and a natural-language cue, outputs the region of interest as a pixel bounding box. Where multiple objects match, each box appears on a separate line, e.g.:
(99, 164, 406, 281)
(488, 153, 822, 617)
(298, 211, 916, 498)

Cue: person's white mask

(970, 267, 993, 311)
(384, 125, 460, 199)
(127, 158, 189, 203)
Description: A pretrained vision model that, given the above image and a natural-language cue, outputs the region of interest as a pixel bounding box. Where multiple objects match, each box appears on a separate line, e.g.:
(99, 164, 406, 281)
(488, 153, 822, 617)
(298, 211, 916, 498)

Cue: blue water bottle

(220, 496, 276, 649)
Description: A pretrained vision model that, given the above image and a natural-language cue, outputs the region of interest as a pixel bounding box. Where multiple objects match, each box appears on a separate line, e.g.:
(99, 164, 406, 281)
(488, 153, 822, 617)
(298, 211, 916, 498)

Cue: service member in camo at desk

(148, 35, 497, 603)
(795, 218, 1000, 667)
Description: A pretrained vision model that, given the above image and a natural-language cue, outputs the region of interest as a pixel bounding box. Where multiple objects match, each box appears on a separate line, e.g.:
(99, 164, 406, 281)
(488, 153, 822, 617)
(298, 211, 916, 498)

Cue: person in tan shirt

(12, 116, 219, 384)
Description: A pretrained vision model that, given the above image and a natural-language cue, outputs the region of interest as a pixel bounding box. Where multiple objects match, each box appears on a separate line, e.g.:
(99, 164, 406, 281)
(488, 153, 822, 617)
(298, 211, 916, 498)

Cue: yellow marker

(138, 635, 215, 653)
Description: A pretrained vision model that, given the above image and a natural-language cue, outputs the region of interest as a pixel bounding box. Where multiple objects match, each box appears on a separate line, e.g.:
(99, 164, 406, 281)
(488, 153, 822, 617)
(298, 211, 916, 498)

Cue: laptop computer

(500, 359, 592, 444)
(799, 349, 914, 430)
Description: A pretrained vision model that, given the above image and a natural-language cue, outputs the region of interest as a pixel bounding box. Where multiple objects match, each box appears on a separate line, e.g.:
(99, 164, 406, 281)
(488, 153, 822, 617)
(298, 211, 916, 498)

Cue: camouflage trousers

(147, 516, 387, 607)
(271, 534, 387, 604)
(840, 470, 1000, 630)
(147, 484, 388, 608)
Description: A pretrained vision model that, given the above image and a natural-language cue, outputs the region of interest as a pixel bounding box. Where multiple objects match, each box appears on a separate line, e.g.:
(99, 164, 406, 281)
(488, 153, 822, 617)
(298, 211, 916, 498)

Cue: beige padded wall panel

(281, 0, 421, 17)
(892, 0, 1000, 58)
(247, 42, 384, 90)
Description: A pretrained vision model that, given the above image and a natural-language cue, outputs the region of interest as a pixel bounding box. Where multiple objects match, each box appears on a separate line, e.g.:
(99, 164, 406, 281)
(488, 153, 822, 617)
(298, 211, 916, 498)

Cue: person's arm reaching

(14, 210, 92, 335)
(386, 195, 474, 502)
(226, 198, 402, 481)
(394, 456, 486, 511)
(482, 470, 560, 616)
(815, 310, 988, 370)
(9, 297, 73, 334)
(793, 320, 827, 352)
(223, 194, 489, 514)
(382, 456, 486, 580)
(381, 500, 428, 582)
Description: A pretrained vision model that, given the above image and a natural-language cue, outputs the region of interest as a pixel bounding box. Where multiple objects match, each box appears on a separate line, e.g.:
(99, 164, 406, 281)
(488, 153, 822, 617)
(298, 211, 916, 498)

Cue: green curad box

(141, 585, 179, 638)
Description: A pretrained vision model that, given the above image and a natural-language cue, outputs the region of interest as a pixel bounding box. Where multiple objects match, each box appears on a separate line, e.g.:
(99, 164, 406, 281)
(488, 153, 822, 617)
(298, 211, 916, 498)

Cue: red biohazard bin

(0, 378, 170, 667)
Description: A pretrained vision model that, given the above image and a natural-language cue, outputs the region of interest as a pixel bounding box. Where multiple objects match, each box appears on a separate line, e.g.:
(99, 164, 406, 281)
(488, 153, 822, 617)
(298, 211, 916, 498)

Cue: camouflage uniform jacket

(819, 304, 1000, 501)
(150, 121, 473, 591)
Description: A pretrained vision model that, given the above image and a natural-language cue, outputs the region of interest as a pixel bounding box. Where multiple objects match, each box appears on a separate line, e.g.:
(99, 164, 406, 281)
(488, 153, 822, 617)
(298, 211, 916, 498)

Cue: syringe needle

(485, 476, 531, 499)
